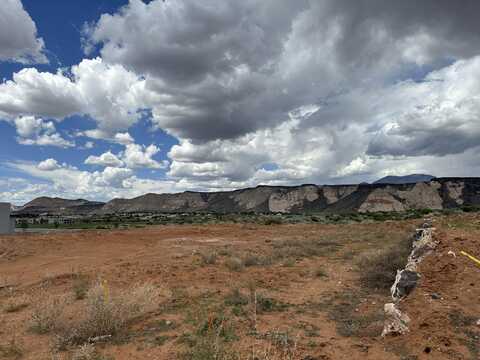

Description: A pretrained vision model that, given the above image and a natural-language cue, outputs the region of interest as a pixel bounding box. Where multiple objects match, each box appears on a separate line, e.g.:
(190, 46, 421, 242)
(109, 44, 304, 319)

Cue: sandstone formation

(13, 177, 480, 215)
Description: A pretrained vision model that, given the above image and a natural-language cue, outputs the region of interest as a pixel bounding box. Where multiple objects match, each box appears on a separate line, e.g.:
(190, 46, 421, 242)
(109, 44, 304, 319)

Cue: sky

(1, 0, 480, 204)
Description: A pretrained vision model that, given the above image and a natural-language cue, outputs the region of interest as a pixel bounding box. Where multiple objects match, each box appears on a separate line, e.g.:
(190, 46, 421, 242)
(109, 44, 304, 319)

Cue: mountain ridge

(374, 174, 435, 184)
(12, 177, 480, 215)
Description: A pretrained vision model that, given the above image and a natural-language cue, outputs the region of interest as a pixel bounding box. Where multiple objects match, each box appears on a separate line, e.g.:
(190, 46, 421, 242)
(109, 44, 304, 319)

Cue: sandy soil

(0, 215, 478, 359)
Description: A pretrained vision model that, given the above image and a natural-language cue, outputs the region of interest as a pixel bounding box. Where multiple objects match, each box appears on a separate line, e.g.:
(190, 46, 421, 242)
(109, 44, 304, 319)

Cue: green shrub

(256, 294, 288, 313)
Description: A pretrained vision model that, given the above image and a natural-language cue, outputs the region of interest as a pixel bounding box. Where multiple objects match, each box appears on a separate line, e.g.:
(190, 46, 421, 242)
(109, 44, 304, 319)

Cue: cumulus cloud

(114, 132, 134, 145)
(6, 159, 177, 202)
(85, 151, 124, 167)
(0, 0, 48, 64)
(14, 116, 74, 148)
(84, 138, 167, 170)
(37, 158, 61, 171)
(0, 58, 145, 138)
(123, 143, 168, 169)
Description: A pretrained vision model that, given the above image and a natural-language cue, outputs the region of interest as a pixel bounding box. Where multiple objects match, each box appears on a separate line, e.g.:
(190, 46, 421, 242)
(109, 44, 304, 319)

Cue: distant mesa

(10, 176, 480, 215)
(374, 174, 435, 185)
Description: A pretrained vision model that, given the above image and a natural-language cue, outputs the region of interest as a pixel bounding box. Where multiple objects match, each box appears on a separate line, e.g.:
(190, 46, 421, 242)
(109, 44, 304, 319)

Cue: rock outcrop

(13, 177, 480, 215)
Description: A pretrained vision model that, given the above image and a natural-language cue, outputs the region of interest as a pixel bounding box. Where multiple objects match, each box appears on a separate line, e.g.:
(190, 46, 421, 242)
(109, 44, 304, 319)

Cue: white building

(0, 203, 15, 235)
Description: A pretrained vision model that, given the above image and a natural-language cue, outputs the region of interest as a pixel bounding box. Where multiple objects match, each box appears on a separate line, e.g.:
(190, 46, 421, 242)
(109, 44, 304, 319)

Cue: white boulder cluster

(382, 220, 437, 337)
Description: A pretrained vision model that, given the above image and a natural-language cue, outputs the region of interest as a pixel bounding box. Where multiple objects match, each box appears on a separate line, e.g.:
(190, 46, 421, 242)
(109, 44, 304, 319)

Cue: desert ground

(0, 214, 479, 359)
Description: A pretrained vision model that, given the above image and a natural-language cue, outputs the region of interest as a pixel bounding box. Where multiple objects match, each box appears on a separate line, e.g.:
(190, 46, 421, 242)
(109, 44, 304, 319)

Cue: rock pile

(382, 220, 437, 336)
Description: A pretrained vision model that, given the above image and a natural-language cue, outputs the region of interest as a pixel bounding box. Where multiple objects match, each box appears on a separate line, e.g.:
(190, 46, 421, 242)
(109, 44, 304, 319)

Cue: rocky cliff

(14, 178, 480, 215)
(99, 177, 480, 214)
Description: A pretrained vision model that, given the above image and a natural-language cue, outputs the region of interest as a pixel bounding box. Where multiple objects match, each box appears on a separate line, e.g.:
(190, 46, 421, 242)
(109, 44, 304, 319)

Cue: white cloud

(13, 115, 74, 148)
(84, 137, 168, 170)
(85, 151, 124, 167)
(0, 58, 145, 139)
(367, 56, 480, 157)
(0, 0, 47, 64)
(92, 167, 133, 188)
(37, 158, 61, 171)
(123, 143, 168, 169)
(6, 159, 177, 202)
(114, 132, 134, 145)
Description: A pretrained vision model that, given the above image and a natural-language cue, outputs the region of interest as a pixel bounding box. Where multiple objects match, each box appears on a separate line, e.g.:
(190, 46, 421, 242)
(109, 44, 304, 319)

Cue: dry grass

(243, 254, 273, 267)
(29, 294, 68, 334)
(356, 240, 412, 291)
(3, 294, 30, 313)
(71, 344, 97, 360)
(225, 257, 245, 272)
(55, 282, 160, 347)
(272, 239, 342, 261)
(29, 282, 160, 351)
(72, 275, 90, 300)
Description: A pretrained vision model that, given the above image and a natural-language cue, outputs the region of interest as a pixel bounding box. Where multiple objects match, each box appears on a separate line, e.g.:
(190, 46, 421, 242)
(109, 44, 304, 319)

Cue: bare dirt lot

(0, 214, 479, 359)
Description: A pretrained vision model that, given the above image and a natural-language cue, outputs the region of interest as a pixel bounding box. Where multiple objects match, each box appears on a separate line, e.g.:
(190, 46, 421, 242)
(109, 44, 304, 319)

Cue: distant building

(0, 203, 15, 235)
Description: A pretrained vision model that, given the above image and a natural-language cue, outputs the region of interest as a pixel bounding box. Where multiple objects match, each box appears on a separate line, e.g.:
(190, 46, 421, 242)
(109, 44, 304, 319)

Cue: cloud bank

(2, 0, 480, 203)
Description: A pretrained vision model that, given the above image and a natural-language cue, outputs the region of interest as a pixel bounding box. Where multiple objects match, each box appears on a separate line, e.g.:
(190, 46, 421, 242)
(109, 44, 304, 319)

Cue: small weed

(29, 295, 67, 334)
(242, 253, 274, 267)
(313, 267, 328, 278)
(224, 289, 249, 307)
(225, 257, 244, 272)
(3, 295, 29, 313)
(449, 310, 477, 327)
(180, 310, 239, 360)
(243, 254, 260, 267)
(60, 282, 159, 346)
(252, 329, 299, 360)
(218, 247, 233, 257)
(200, 251, 218, 266)
(256, 294, 289, 313)
(449, 310, 479, 359)
(163, 287, 190, 312)
(71, 344, 113, 360)
(73, 275, 90, 300)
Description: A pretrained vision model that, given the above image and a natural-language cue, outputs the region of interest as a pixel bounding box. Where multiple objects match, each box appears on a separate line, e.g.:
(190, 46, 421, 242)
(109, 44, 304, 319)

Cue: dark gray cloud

(84, 0, 480, 147)
(317, 0, 480, 68)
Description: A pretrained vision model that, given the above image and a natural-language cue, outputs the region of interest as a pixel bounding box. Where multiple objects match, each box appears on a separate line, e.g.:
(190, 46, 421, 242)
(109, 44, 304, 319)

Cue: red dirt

(0, 216, 478, 359)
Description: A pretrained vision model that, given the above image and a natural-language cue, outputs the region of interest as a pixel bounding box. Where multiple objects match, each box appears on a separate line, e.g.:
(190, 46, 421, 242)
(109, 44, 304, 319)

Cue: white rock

(382, 303, 410, 337)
